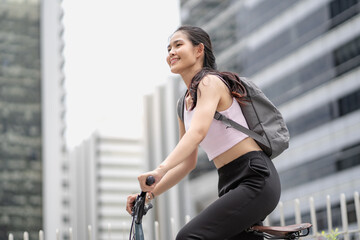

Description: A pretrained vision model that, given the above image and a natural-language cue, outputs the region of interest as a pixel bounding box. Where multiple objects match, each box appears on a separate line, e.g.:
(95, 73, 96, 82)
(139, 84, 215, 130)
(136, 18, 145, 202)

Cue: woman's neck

(181, 66, 202, 90)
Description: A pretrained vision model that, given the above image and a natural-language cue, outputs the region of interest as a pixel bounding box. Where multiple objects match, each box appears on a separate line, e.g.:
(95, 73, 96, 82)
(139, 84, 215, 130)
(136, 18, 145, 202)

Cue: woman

(126, 26, 281, 240)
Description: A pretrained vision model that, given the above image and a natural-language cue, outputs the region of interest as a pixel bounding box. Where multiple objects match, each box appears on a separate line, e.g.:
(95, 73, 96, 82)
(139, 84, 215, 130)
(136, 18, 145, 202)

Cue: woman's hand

(137, 168, 165, 192)
(126, 192, 155, 215)
(126, 193, 138, 215)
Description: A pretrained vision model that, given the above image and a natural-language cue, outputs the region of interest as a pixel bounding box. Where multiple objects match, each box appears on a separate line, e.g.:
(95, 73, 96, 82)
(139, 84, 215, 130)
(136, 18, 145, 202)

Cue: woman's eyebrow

(167, 39, 182, 49)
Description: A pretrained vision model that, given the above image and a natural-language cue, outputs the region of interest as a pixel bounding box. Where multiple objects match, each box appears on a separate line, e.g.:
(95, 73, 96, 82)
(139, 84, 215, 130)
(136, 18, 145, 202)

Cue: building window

(329, 0, 360, 28)
(279, 141, 360, 190)
(286, 104, 334, 137)
(334, 36, 360, 77)
(262, 34, 360, 107)
(338, 88, 360, 116)
(285, 87, 360, 138)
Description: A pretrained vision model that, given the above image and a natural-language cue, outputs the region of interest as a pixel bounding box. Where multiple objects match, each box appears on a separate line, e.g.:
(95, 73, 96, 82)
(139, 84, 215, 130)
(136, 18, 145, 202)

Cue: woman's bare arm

(152, 149, 198, 197)
(138, 75, 226, 192)
(150, 118, 198, 197)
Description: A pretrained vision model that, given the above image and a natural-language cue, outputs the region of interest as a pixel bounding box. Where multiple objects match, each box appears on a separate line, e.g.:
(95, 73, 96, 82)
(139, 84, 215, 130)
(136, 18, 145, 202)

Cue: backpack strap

(177, 90, 187, 122)
(214, 111, 270, 148)
(177, 90, 270, 149)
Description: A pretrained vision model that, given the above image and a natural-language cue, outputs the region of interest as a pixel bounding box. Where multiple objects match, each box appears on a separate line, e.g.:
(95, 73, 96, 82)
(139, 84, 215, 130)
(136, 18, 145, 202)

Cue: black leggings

(176, 151, 281, 240)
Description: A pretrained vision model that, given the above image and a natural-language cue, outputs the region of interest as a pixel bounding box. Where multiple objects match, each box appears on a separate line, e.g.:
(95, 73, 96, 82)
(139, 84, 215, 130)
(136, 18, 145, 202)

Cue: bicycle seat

(249, 223, 312, 239)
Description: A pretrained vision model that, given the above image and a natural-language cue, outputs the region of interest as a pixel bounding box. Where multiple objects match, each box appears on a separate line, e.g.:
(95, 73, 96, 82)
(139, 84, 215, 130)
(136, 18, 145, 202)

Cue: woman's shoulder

(199, 73, 225, 88)
(197, 73, 230, 103)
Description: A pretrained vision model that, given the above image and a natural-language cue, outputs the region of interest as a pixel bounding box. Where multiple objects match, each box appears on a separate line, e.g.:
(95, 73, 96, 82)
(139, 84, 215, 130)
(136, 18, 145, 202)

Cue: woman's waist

(213, 137, 262, 169)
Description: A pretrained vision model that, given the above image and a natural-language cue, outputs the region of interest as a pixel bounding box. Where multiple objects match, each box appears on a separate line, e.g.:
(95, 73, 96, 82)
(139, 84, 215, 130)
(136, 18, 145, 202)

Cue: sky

(62, 0, 181, 148)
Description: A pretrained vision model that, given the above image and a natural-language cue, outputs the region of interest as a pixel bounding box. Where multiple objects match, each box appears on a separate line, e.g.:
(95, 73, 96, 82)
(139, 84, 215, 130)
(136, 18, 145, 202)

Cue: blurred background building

(67, 132, 145, 240)
(0, 0, 66, 239)
(143, 0, 360, 238)
(142, 76, 190, 240)
(180, 0, 360, 232)
(2, 0, 360, 239)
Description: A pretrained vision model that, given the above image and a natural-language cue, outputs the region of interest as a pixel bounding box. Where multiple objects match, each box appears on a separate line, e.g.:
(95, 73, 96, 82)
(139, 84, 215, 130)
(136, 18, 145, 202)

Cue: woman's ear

(196, 43, 205, 57)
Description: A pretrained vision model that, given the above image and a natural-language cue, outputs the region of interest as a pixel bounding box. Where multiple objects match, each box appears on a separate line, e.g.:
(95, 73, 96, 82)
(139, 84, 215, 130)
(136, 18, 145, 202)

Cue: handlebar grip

(146, 176, 155, 186)
(139, 176, 155, 198)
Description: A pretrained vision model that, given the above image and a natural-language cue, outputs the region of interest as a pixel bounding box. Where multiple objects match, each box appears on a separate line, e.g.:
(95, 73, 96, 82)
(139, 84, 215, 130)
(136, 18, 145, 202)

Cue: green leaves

(321, 228, 340, 240)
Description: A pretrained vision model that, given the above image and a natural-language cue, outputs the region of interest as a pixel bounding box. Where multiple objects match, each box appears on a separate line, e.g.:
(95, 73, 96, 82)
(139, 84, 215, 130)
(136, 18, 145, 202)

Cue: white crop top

(184, 98, 249, 160)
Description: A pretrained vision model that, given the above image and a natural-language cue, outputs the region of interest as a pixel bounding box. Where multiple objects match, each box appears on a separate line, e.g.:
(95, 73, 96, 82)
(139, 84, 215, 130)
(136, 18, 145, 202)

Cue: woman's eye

(167, 43, 182, 52)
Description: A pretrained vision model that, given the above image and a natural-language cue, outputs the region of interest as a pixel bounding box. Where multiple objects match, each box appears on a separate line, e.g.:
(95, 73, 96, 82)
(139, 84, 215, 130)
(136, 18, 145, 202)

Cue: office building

(67, 132, 146, 240)
(179, 0, 360, 233)
(0, 0, 66, 239)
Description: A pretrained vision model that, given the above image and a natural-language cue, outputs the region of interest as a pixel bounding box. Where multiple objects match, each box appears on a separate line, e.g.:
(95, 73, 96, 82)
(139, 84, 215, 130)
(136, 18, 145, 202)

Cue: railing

(279, 192, 360, 240)
(8, 192, 360, 240)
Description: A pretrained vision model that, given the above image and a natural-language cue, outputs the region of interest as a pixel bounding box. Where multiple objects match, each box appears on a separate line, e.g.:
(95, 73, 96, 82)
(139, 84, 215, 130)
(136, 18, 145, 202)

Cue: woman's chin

(170, 66, 180, 74)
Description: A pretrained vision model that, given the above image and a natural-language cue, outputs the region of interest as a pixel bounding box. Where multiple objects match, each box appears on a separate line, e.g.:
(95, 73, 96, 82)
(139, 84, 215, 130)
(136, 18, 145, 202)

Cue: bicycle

(129, 176, 312, 240)
(129, 176, 155, 240)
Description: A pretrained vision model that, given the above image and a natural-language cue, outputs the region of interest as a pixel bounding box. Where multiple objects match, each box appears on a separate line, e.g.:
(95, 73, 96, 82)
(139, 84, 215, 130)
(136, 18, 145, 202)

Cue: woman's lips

(170, 58, 179, 65)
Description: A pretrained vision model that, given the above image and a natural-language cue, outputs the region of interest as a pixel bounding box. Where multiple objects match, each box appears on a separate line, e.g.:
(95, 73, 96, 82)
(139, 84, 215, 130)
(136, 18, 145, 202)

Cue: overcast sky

(62, 0, 181, 148)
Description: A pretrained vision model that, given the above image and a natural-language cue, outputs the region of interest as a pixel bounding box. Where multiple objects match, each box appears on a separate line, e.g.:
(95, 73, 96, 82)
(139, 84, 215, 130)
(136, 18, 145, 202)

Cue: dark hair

(174, 26, 247, 110)
(176, 25, 217, 70)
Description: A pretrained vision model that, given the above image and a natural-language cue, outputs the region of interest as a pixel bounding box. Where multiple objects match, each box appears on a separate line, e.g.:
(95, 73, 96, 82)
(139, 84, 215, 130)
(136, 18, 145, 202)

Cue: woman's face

(166, 31, 202, 74)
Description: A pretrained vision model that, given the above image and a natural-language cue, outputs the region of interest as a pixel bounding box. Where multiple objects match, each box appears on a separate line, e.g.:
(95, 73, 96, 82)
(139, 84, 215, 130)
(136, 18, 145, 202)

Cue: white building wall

(68, 132, 145, 240)
(40, 0, 66, 239)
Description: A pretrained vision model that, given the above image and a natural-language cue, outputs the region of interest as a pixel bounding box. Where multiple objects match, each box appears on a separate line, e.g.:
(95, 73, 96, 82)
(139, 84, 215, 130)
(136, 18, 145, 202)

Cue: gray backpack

(177, 77, 290, 159)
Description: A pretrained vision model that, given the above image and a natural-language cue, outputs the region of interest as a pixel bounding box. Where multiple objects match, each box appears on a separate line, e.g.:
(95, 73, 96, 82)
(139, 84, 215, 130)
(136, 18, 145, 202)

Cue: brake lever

(132, 176, 155, 224)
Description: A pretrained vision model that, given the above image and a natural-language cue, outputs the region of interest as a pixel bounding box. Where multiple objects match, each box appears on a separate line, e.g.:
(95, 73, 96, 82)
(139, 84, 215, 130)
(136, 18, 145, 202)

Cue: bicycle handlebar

(129, 176, 155, 240)
(133, 176, 155, 224)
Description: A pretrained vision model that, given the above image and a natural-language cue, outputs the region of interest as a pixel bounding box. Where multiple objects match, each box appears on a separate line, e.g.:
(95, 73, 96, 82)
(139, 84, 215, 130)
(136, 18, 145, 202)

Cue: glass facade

(286, 87, 360, 137)
(280, 141, 360, 190)
(181, 0, 230, 27)
(210, 0, 359, 77)
(180, 1, 360, 230)
(0, 1, 42, 239)
(263, 34, 360, 106)
(181, 0, 360, 182)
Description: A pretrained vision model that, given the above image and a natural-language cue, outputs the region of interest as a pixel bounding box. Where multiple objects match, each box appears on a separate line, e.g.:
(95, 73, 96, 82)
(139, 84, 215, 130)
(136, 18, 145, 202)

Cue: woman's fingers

(126, 194, 137, 215)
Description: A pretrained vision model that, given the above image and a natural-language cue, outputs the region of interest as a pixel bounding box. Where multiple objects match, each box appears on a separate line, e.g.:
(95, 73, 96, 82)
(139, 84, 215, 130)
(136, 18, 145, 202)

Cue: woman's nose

(169, 47, 175, 56)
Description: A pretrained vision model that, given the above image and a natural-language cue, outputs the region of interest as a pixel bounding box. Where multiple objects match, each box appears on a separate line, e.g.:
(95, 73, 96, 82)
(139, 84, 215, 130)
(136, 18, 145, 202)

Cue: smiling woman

(62, 0, 180, 147)
(167, 33, 203, 75)
(127, 25, 282, 240)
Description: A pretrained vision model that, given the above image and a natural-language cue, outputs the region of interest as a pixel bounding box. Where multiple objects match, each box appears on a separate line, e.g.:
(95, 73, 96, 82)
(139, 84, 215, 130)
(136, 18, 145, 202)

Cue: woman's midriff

(213, 137, 263, 169)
